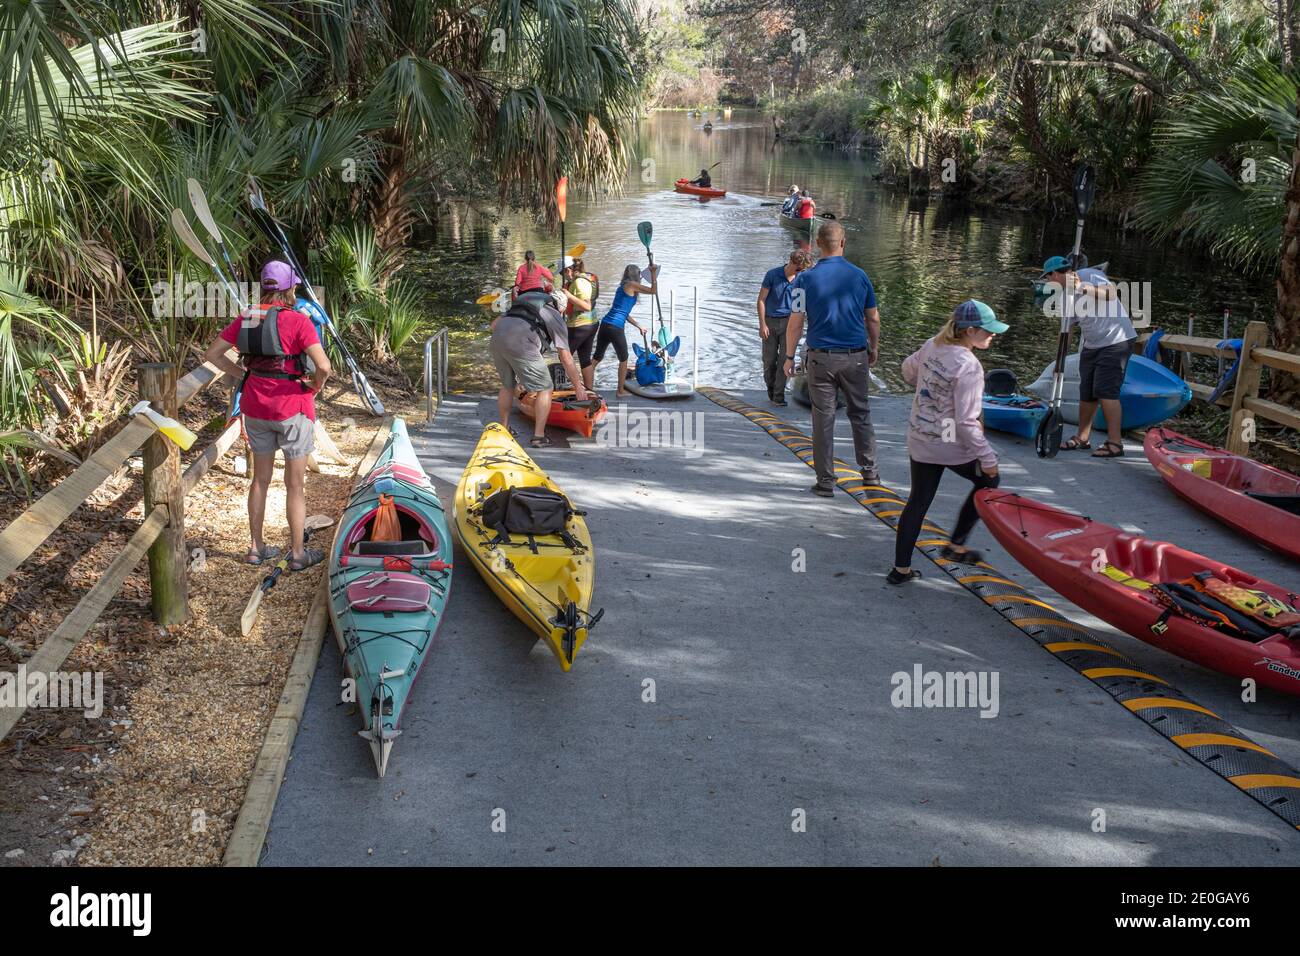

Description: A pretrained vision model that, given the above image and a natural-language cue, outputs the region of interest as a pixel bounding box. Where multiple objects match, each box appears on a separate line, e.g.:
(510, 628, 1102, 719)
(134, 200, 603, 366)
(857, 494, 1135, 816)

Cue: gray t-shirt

(1067, 268, 1135, 349)
(491, 300, 570, 361)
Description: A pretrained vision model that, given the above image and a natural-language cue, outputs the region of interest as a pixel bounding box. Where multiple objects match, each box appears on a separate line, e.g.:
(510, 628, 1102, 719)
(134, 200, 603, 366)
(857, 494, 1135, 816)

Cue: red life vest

(797, 198, 815, 220)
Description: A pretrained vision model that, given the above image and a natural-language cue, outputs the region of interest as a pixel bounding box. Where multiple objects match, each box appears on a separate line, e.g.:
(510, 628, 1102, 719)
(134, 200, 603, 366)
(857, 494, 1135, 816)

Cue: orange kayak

(518, 390, 607, 438)
(675, 178, 725, 198)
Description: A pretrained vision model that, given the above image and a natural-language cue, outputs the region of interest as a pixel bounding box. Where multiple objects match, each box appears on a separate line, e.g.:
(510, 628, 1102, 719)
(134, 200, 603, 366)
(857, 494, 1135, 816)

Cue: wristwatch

(785, 354, 796, 361)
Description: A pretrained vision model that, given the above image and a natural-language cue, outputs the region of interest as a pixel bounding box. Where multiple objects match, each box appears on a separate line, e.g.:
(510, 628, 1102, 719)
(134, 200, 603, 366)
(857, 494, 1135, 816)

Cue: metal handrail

(423, 329, 450, 422)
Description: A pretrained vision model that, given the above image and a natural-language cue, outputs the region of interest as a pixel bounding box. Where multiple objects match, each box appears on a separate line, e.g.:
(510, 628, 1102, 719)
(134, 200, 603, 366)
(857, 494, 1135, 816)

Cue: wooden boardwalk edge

(222, 417, 393, 867)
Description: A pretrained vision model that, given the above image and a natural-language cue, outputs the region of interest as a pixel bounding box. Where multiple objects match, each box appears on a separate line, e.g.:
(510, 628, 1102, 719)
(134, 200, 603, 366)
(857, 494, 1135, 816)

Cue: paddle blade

(633, 343, 645, 359)
(187, 178, 223, 245)
(566, 243, 586, 259)
(637, 221, 652, 249)
(656, 326, 669, 348)
(556, 176, 568, 223)
(239, 587, 264, 636)
(476, 291, 501, 306)
(1073, 163, 1096, 217)
(1036, 409, 1063, 459)
(666, 336, 681, 357)
(171, 209, 214, 266)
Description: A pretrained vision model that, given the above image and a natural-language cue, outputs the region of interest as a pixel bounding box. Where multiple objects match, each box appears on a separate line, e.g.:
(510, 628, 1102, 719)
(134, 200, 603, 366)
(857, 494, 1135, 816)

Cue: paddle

(170, 208, 247, 313)
(246, 179, 385, 416)
(636, 221, 668, 354)
(1035, 163, 1097, 460)
(681, 161, 722, 183)
(187, 178, 242, 285)
(556, 176, 568, 283)
(239, 514, 335, 636)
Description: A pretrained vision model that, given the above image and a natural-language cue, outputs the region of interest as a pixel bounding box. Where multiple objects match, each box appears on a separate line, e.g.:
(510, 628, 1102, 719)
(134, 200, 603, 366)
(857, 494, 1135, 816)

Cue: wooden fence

(1138, 319, 1300, 457)
(0, 350, 244, 740)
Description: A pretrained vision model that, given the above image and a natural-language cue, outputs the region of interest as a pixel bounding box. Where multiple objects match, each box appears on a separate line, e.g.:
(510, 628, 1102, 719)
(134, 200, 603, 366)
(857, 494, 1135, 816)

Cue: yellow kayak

(453, 424, 601, 670)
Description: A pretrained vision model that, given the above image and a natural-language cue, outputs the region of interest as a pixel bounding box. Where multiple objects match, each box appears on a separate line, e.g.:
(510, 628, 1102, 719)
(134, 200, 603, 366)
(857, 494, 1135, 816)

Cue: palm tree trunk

(1273, 85, 1300, 400)
(371, 133, 414, 280)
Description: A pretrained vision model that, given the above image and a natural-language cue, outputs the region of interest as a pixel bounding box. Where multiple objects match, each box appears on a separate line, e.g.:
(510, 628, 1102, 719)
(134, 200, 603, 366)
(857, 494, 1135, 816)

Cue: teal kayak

(328, 418, 453, 777)
(982, 393, 1048, 439)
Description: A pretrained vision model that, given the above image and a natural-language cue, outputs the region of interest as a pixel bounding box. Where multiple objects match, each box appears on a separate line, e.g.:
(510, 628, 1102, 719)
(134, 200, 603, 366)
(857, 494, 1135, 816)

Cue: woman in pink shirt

(890, 300, 1007, 585)
(514, 250, 554, 295)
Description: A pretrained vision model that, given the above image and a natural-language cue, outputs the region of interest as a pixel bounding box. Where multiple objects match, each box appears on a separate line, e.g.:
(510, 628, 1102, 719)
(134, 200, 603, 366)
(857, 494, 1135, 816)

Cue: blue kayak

(1027, 353, 1192, 431)
(983, 393, 1048, 439)
(328, 418, 453, 777)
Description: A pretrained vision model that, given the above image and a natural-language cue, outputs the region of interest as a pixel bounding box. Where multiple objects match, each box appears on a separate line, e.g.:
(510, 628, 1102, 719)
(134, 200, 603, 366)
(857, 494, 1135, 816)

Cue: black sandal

(1092, 441, 1124, 458)
(887, 568, 922, 585)
(530, 435, 553, 448)
(1061, 435, 1091, 451)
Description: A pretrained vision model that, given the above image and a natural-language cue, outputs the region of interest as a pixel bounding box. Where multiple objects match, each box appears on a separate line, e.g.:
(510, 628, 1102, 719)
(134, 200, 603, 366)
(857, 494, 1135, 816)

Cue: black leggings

(894, 459, 1000, 568)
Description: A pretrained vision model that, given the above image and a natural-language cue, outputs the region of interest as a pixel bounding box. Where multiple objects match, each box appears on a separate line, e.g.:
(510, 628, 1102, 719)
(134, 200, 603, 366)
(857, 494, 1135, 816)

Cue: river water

(410, 110, 1271, 393)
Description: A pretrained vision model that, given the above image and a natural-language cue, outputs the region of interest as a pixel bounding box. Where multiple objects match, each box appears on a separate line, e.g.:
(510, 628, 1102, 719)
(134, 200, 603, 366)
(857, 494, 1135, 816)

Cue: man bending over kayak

(202, 260, 332, 570)
(490, 290, 588, 448)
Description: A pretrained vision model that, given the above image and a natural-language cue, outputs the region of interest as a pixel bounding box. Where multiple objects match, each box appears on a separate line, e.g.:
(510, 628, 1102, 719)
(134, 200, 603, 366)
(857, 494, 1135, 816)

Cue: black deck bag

(481, 486, 575, 537)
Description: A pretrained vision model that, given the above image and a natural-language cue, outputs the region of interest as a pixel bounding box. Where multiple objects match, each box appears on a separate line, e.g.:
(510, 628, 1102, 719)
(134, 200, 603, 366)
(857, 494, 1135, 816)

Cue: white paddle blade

(187, 178, 223, 244)
(171, 209, 215, 266)
(239, 587, 264, 637)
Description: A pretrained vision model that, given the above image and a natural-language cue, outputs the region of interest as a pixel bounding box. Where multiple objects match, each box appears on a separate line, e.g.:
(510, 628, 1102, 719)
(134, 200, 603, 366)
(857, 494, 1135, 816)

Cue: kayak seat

(357, 540, 430, 556)
(346, 571, 434, 614)
(985, 368, 1019, 398)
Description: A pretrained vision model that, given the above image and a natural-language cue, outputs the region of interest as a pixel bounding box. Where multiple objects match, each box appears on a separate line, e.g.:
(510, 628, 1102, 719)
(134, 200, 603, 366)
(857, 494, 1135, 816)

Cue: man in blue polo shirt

(783, 220, 880, 496)
(757, 248, 812, 405)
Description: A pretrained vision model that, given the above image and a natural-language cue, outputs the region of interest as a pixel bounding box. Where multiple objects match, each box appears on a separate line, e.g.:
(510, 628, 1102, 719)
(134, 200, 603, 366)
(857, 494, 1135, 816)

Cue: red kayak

(674, 178, 725, 198)
(976, 490, 1300, 695)
(1144, 428, 1300, 561)
(518, 389, 607, 438)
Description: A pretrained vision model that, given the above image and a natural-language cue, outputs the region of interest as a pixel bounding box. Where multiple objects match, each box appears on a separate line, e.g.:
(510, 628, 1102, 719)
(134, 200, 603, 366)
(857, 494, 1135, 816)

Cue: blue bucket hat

(1039, 255, 1072, 278)
(953, 299, 1009, 334)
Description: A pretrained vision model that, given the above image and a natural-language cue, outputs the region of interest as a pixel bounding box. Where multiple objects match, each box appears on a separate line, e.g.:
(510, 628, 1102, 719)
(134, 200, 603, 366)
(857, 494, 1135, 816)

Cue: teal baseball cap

(953, 299, 1009, 334)
(1039, 255, 1072, 278)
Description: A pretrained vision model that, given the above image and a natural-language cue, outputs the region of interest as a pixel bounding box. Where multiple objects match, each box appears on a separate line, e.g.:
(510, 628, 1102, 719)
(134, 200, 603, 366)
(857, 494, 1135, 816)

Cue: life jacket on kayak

(797, 196, 815, 219)
(236, 305, 315, 385)
(1104, 565, 1300, 640)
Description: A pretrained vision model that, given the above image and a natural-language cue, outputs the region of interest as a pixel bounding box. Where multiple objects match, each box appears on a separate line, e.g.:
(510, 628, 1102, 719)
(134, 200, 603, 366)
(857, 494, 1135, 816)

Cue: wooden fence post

(138, 363, 190, 624)
(1226, 320, 1269, 457)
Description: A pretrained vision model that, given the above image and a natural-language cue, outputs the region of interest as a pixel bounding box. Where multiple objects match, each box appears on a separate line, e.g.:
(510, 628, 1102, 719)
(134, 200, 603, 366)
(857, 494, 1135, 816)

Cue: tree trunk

(371, 132, 415, 281)
(1272, 86, 1300, 400)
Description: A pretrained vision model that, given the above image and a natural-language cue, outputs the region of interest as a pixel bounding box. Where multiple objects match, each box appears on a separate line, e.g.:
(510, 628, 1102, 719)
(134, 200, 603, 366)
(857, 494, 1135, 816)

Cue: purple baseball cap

(260, 260, 301, 291)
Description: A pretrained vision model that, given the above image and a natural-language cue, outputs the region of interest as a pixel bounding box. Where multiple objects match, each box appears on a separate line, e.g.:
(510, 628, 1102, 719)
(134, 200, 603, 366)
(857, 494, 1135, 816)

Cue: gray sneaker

(809, 483, 835, 498)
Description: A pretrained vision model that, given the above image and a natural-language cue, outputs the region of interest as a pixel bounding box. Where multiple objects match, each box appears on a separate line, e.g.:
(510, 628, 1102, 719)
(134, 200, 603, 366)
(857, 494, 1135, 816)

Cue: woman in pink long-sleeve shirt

(890, 300, 1008, 585)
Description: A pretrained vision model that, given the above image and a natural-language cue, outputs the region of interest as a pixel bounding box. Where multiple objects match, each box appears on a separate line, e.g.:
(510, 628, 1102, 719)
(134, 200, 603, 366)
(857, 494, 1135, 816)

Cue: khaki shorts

(491, 342, 553, 393)
(244, 413, 315, 459)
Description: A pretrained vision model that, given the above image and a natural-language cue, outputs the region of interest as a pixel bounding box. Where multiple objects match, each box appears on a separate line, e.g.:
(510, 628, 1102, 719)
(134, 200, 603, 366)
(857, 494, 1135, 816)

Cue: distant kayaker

(514, 250, 554, 296)
(890, 300, 1007, 585)
(201, 260, 332, 570)
(591, 264, 654, 398)
(560, 256, 598, 389)
(757, 248, 813, 406)
(796, 191, 816, 220)
(1039, 255, 1136, 459)
(689, 168, 713, 188)
(781, 185, 801, 216)
(490, 290, 588, 448)
(783, 220, 880, 495)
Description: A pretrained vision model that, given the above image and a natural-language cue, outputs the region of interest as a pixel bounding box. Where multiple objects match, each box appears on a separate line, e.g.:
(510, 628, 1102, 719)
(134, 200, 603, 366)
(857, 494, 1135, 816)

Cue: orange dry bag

(371, 493, 401, 541)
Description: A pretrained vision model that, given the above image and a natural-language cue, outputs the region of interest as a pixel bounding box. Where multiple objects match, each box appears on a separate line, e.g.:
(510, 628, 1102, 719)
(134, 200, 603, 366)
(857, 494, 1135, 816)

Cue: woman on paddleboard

(591, 263, 654, 398)
(889, 300, 1007, 586)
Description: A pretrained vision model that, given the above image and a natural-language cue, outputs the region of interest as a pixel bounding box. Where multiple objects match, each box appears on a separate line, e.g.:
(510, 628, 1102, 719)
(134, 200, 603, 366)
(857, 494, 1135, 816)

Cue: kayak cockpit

(343, 502, 441, 555)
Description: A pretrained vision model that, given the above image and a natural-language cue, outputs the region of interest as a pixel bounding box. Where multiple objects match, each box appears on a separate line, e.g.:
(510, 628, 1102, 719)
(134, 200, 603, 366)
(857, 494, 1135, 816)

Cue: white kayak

(625, 377, 695, 400)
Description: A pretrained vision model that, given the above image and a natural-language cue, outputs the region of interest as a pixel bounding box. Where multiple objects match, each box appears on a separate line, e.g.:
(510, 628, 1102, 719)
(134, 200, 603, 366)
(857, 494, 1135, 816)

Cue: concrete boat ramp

(264, 390, 1300, 865)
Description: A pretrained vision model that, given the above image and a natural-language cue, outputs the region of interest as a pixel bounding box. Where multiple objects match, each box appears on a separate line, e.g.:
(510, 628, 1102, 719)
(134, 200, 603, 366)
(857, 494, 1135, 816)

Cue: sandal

(1092, 441, 1124, 458)
(887, 568, 922, 585)
(940, 545, 985, 565)
(244, 545, 282, 566)
(530, 435, 553, 448)
(1061, 436, 1091, 451)
(288, 546, 325, 572)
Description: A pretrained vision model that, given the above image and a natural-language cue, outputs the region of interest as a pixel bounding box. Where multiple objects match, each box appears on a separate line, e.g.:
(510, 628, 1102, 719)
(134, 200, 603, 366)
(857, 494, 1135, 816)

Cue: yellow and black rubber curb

(700, 387, 1300, 831)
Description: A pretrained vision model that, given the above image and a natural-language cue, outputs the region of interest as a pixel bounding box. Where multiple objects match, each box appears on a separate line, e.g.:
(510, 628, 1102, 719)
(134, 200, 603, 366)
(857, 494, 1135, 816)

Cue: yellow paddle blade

(566, 243, 586, 259)
(476, 292, 502, 306)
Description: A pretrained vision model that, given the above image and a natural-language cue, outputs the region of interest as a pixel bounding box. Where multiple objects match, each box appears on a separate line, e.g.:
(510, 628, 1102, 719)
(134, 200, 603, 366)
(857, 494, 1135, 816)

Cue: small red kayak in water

(1144, 427, 1300, 561)
(976, 490, 1300, 695)
(674, 178, 725, 198)
(518, 390, 607, 438)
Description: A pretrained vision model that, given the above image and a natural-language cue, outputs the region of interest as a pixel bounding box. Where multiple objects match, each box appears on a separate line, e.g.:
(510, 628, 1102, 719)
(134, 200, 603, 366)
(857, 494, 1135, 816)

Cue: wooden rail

(0, 350, 243, 740)
(1138, 320, 1296, 455)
